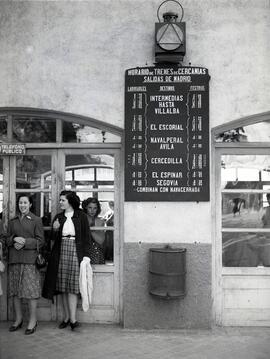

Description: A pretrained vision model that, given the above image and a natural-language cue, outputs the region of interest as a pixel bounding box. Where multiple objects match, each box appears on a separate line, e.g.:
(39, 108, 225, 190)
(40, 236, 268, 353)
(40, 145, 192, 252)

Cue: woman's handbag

(35, 240, 47, 270)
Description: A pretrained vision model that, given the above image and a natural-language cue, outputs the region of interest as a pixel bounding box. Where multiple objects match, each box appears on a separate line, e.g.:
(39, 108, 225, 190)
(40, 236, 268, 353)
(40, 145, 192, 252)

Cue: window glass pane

(104, 230, 114, 263)
(103, 200, 114, 224)
(222, 193, 266, 228)
(103, 200, 114, 263)
(81, 194, 114, 217)
(223, 232, 270, 267)
(13, 118, 56, 142)
(75, 190, 114, 207)
(0, 118, 7, 141)
(97, 192, 114, 208)
(65, 154, 114, 192)
(221, 154, 270, 267)
(215, 121, 270, 142)
(75, 168, 94, 182)
(221, 155, 270, 190)
(96, 167, 114, 181)
(62, 122, 121, 143)
(16, 155, 51, 189)
(41, 194, 52, 227)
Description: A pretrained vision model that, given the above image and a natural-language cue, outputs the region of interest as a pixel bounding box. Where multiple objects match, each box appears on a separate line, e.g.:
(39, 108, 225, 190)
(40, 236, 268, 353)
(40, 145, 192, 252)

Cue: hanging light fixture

(155, 0, 186, 64)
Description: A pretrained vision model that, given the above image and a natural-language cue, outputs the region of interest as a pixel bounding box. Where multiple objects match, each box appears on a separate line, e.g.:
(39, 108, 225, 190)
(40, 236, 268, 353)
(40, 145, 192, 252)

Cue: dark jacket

(6, 212, 44, 264)
(42, 209, 91, 300)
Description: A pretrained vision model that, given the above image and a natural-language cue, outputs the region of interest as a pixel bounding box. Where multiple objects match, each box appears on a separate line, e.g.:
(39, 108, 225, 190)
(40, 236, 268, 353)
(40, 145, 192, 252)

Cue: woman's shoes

(9, 320, 37, 335)
(70, 321, 80, 330)
(25, 322, 37, 335)
(9, 320, 23, 332)
(58, 319, 70, 329)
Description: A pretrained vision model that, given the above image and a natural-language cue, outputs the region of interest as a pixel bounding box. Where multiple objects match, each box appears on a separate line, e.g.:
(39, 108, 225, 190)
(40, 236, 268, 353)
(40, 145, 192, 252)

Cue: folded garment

(79, 257, 93, 312)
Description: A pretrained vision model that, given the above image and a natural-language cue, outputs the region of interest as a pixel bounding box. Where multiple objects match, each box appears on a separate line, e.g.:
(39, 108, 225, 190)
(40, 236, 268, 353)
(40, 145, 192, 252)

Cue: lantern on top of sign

(155, 0, 186, 64)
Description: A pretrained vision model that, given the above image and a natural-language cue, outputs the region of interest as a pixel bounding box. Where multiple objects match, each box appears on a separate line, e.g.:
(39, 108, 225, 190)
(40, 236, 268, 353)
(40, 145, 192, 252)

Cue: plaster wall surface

(123, 242, 212, 329)
(124, 202, 211, 243)
(0, 0, 269, 129)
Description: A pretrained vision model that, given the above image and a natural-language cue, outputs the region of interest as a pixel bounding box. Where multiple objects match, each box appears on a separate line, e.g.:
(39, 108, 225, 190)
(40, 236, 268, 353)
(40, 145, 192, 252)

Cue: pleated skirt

(56, 237, 80, 294)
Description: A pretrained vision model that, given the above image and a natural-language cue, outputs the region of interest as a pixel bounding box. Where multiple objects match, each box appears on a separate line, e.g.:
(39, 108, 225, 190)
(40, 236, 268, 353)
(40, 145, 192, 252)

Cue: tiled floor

(0, 322, 270, 359)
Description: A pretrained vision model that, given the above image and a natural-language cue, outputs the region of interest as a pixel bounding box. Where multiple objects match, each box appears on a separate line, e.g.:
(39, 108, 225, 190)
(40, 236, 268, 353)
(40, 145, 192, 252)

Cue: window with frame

(221, 154, 270, 267)
(215, 114, 270, 268)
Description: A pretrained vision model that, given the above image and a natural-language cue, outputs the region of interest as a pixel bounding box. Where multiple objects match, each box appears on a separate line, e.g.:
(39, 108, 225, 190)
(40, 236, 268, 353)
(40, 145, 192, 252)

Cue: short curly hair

(82, 197, 101, 217)
(60, 190, 80, 210)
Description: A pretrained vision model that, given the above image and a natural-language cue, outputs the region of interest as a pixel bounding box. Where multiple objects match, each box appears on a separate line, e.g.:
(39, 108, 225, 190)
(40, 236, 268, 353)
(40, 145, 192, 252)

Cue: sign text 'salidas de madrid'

(125, 65, 210, 202)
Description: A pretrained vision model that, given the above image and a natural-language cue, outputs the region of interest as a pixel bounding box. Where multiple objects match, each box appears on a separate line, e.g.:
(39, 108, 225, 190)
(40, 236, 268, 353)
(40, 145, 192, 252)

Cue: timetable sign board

(125, 66, 210, 201)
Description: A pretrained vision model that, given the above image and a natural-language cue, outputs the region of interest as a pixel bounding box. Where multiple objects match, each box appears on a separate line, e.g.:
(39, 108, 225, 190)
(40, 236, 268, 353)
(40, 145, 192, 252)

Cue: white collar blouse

(62, 210, 75, 237)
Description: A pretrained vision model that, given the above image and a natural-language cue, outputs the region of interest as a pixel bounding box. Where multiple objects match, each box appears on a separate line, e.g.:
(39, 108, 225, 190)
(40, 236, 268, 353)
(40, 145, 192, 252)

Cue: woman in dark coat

(42, 191, 91, 330)
(6, 194, 44, 335)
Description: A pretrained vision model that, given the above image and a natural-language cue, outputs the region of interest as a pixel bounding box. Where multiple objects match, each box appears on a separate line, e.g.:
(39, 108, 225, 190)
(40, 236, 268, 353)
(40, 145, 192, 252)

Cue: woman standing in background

(82, 197, 105, 264)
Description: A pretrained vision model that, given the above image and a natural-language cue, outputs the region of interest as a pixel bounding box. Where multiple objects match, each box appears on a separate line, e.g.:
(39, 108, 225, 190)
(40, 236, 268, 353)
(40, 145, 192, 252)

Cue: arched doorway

(0, 108, 124, 324)
(212, 111, 270, 326)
